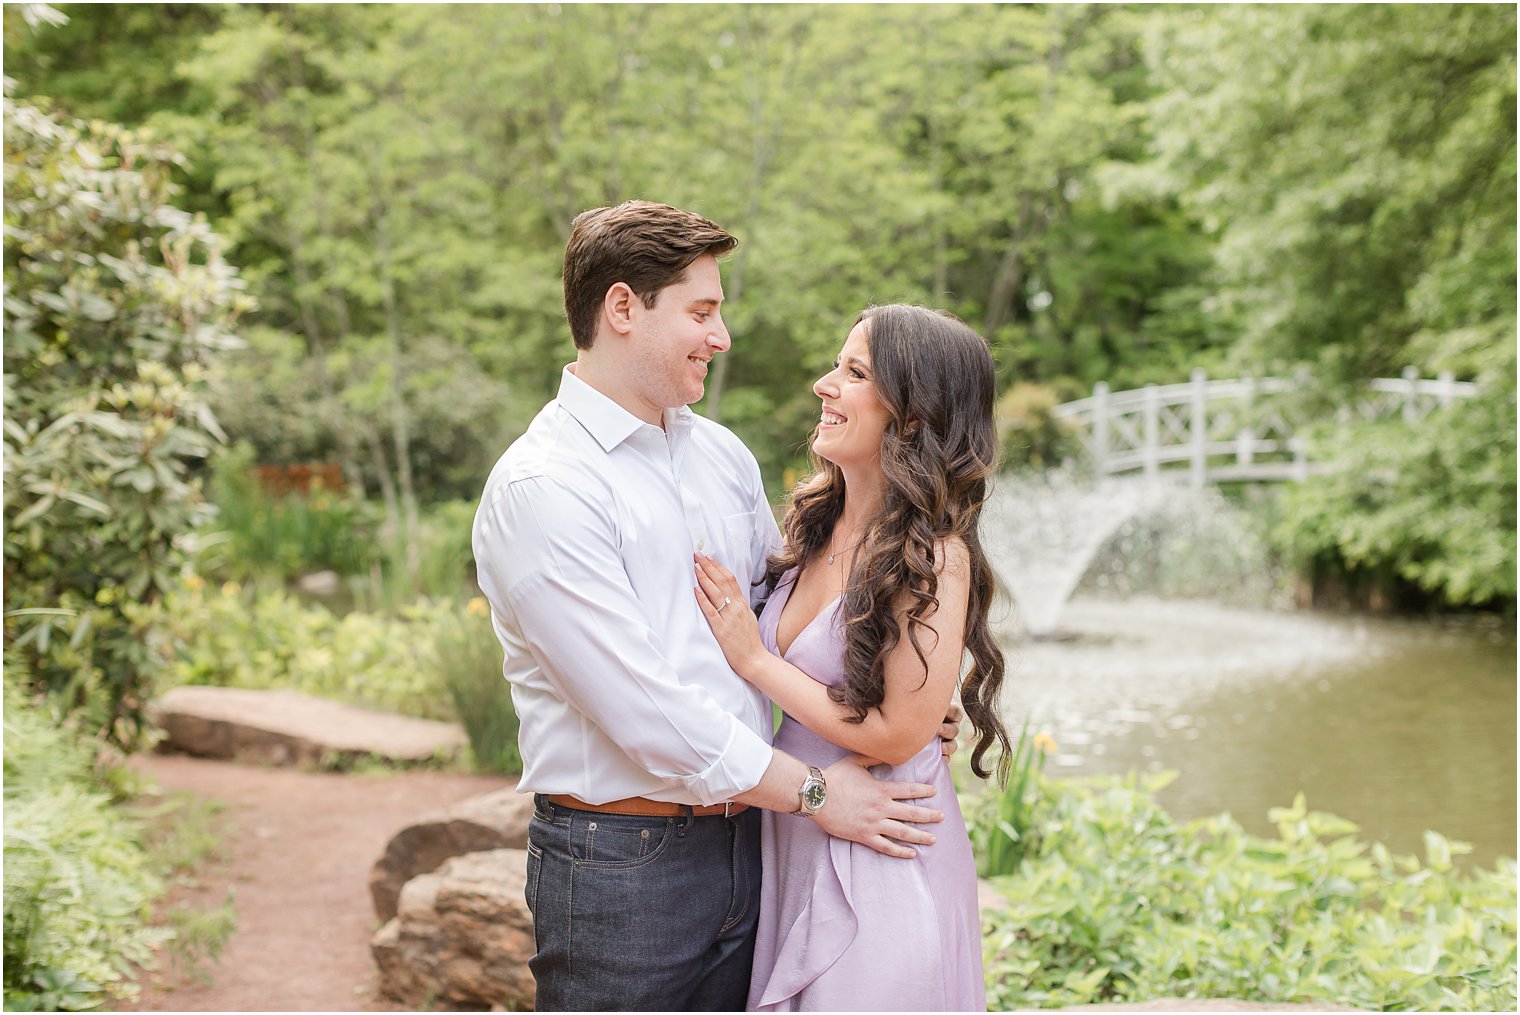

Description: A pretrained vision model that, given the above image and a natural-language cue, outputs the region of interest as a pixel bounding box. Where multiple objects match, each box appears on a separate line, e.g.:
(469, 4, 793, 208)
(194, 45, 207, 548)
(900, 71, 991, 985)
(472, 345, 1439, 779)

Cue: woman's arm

(695, 541, 969, 766)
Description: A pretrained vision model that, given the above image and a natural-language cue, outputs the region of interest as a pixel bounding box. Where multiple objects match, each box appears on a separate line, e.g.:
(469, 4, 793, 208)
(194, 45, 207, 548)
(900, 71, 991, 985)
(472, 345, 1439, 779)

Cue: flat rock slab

(149, 686, 467, 768)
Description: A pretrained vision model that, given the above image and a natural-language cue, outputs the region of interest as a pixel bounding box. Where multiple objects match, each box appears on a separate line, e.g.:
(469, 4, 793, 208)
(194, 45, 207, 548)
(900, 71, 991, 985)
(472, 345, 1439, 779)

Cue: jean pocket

(525, 840, 543, 913)
(568, 812, 674, 870)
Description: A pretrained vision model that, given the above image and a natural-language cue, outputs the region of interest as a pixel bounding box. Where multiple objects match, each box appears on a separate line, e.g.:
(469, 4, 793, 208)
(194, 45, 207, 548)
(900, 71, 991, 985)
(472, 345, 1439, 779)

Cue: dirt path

(124, 752, 514, 1013)
(118, 754, 1354, 1014)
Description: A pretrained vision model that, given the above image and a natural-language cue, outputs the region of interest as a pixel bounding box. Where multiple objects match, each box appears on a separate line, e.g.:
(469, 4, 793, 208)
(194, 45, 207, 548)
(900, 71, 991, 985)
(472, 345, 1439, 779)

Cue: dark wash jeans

(525, 794, 762, 1012)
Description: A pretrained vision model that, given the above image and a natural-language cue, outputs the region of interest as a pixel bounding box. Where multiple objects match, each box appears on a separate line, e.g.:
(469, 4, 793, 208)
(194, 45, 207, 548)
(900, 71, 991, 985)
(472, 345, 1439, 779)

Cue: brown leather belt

(545, 793, 748, 818)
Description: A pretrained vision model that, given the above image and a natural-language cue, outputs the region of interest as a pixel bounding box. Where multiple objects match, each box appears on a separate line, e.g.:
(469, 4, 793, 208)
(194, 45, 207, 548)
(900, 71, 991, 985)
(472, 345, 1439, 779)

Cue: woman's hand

(694, 554, 768, 677)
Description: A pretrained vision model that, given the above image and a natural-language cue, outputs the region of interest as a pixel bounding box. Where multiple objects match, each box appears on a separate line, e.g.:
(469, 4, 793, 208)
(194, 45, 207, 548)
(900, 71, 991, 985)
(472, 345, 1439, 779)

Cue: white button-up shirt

(472, 367, 781, 806)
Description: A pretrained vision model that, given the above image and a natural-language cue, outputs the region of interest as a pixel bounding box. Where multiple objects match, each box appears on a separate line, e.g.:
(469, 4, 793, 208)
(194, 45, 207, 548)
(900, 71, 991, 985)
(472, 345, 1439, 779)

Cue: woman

(694, 303, 1010, 1012)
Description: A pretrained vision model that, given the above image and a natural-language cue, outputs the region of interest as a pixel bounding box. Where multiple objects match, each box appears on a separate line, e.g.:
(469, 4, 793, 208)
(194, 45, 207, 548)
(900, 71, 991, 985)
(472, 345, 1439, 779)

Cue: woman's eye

(850, 368, 866, 379)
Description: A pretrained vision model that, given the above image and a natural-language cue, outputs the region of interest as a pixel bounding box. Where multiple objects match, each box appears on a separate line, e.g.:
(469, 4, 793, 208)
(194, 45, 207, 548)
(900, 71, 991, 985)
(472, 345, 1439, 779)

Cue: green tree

(1139, 5, 1516, 607)
(174, 5, 530, 521)
(1143, 4, 1516, 380)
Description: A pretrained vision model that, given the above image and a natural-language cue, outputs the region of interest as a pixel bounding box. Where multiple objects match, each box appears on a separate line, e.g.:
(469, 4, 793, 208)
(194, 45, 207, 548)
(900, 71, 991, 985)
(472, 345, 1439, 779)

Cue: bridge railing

(1050, 367, 1477, 486)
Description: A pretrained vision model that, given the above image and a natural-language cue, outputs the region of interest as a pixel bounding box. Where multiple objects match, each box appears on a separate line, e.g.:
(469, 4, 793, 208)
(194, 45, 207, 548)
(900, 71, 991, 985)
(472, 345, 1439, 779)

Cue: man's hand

(939, 699, 965, 759)
(812, 754, 943, 859)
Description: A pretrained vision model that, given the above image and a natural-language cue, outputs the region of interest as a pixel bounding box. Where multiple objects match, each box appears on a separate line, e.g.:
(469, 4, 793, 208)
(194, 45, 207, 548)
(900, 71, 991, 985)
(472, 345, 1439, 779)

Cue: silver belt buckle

(723, 800, 735, 818)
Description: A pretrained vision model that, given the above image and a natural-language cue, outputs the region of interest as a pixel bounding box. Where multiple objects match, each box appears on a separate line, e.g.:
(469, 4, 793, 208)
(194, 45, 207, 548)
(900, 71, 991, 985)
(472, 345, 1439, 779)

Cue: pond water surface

(998, 596, 1516, 869)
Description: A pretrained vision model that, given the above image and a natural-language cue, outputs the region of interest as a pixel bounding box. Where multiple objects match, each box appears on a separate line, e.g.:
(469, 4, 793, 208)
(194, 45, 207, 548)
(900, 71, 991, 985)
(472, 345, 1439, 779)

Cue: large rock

(148, 686, 467, 768)
(371, 849, 535, 1011)
(370, 787, 533, 921)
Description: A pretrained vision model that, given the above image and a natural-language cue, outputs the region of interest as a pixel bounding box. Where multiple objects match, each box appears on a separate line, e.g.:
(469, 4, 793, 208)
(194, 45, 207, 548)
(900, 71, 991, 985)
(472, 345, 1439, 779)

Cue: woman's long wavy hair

(762, 305, 1010, 782)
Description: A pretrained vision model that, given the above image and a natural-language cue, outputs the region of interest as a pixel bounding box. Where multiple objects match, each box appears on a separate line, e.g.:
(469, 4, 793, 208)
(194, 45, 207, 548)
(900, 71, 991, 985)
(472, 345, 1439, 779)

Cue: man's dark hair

(562, 200, 738, 350)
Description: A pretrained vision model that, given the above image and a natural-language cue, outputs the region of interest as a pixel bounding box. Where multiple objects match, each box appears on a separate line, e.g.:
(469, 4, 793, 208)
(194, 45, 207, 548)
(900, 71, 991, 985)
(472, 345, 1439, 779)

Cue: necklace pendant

(827, 551, 836, 565)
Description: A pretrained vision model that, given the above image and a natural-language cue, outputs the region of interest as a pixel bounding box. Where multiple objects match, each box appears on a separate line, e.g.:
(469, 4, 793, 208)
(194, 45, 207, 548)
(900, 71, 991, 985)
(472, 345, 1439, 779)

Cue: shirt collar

(556, 365, 695, 453)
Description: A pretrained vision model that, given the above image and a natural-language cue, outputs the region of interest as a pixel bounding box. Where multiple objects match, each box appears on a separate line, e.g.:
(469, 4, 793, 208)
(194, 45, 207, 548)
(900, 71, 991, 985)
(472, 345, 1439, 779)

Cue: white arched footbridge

(1051, 367, 1477, 486)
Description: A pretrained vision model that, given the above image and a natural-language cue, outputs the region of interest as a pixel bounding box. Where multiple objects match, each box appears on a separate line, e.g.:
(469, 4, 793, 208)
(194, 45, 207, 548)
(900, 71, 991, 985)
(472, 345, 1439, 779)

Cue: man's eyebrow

(689, 297, 721, 308)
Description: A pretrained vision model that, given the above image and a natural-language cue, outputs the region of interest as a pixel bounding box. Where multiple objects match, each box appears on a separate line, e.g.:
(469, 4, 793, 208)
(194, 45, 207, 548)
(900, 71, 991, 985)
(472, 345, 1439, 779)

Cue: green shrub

(3, 95, 247, 744)
(996, 381, 1085, 471)
(3, 688, 169, 1010)
(149, 579, 457, 720)
(196, 454, 478, 613)
(148, 580, 523, 771)
(351, 499, 480, 613)
(198, 442, 377, 581)
(968, 720, 1054, 878)
(433, 598, 521, 774)
(1269, 351, 1516, 611)
(977, 772, 1518, 1011)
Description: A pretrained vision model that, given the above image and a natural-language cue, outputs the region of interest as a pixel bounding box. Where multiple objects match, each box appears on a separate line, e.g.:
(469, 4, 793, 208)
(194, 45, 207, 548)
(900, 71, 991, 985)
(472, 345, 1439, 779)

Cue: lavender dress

(747, 571, 986, 1012)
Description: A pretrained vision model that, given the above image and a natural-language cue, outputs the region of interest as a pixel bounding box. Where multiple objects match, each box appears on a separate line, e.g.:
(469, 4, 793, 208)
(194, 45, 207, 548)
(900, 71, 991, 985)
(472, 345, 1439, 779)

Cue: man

(472, 201, 947, 1011)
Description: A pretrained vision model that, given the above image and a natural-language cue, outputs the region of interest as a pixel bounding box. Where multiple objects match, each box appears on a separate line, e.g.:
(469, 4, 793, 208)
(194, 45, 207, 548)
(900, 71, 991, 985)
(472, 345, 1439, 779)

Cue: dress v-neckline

(772, 571, 844, 659)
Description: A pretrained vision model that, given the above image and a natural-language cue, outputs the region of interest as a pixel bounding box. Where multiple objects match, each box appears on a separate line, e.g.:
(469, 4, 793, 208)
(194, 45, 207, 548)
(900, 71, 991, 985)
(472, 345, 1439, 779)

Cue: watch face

(802, 781, 827, 811)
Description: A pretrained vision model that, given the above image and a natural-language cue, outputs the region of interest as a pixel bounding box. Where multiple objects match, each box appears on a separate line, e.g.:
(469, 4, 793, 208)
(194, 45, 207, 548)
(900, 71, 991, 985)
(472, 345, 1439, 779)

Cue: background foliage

(5, 3, 1512, 609)
(2, 90, 249, 743)
(2, 4, 1513, 1005)
(6, 2, 1510, 608)
(975, 772, 1518, 1012)
(3, 684, 169, 1011)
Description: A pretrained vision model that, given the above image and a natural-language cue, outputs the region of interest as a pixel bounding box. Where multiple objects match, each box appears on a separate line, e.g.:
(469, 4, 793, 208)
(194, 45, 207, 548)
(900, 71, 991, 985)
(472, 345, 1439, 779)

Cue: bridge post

(1290, 437, 1308, 481)
(1143, 384, 1159, 480)
(1402, 365, 1420, 422)
(1437, 370, 1456, 408)
(1236, 373, 1256, 470)
(1093, 381, 1110, 484)
(1190, 368, 1207, 488)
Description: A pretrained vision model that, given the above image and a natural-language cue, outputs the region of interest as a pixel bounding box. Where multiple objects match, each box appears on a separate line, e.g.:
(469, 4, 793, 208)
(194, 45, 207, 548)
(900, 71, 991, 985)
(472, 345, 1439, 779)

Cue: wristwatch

(792, 765, 827, 817)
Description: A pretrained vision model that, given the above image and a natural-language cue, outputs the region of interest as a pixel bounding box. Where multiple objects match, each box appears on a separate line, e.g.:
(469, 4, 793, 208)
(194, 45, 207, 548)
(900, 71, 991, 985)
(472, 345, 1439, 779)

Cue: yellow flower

(466, 597, 489, 618)
(1032, 731, 1057, 755)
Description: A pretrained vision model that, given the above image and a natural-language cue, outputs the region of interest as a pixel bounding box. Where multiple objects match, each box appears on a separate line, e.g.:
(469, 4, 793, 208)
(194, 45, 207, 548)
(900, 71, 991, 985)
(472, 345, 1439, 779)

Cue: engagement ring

(716, 596, 731, 613)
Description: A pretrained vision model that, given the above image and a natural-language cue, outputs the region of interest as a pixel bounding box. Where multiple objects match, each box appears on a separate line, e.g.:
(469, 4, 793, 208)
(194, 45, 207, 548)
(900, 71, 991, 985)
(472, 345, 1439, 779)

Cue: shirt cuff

(679, 721, 774, 806)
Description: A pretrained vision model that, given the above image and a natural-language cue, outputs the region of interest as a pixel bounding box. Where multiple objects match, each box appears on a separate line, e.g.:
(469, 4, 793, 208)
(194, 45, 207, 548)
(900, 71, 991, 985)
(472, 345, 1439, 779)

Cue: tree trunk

(372, 208, 421, 581)
(983, 196, 1033, 339)
(364, 427, 401, 527)
(288, 252, 363, 495)
(266, 49, 366, 496)
(706, 7, 785, 423)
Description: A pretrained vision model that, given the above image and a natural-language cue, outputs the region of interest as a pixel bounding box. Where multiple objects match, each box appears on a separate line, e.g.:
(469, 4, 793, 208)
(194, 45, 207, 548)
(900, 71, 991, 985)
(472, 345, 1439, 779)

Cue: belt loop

(679, 804, 695, 834)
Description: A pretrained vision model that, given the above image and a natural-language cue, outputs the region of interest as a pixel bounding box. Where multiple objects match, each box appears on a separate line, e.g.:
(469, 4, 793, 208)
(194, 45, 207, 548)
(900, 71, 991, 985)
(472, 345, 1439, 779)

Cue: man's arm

(478, 474, 770, 802)
(476, 474, 943, 854)
(733, 750, 943, 859)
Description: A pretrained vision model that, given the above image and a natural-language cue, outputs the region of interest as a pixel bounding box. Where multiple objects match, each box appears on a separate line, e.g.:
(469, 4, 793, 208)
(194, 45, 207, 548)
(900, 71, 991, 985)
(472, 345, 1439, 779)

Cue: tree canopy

(5, 2, 1513, 606)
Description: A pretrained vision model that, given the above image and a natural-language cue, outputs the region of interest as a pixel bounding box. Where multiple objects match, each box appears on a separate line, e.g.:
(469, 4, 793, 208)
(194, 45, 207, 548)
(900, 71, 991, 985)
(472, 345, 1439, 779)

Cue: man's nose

(707, 320, 732, 352)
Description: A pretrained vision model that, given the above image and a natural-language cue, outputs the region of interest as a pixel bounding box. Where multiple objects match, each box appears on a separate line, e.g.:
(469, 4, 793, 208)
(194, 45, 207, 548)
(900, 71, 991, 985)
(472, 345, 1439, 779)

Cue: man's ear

(603, 282, 637, 336)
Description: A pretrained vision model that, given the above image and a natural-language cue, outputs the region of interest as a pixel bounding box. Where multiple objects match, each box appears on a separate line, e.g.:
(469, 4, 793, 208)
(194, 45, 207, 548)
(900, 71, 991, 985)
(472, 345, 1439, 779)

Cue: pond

(998, 595, 1516, 870)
